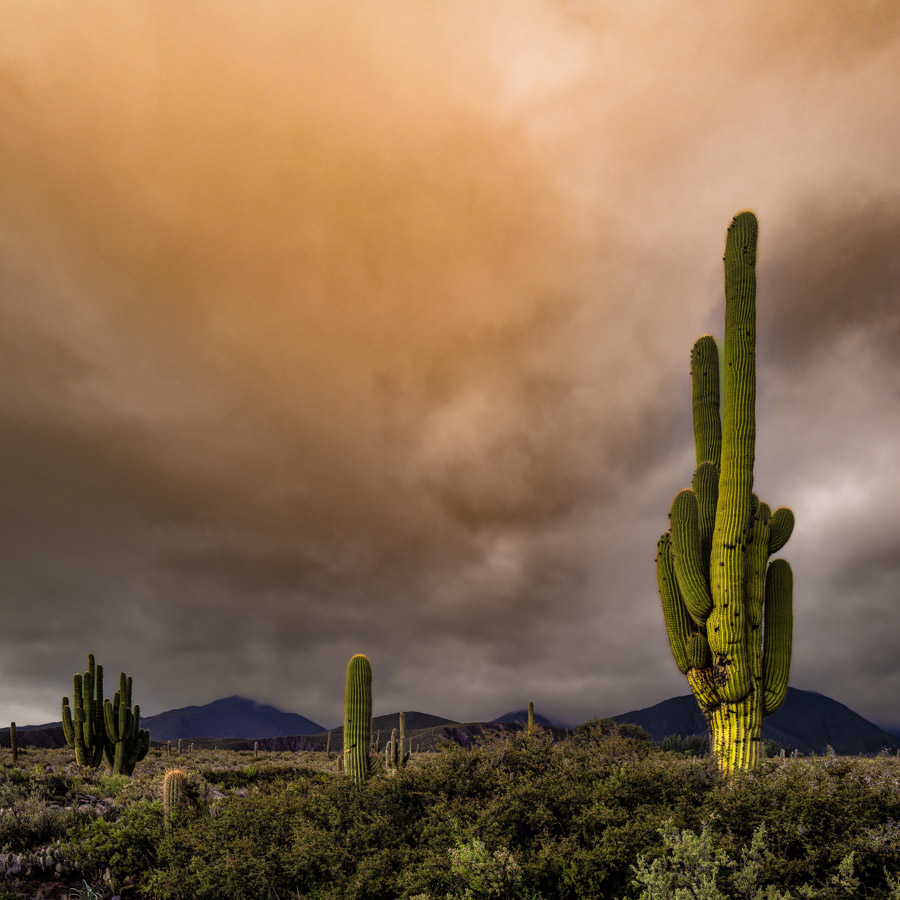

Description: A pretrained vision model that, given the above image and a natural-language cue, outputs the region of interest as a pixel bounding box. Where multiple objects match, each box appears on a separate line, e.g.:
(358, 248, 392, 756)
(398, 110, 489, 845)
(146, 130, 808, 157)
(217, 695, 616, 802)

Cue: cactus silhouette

(9, 722, 17, 765)
(343, 653, 373, 786)
(61, 653, 107, 769)
(656, 212, 794, 774)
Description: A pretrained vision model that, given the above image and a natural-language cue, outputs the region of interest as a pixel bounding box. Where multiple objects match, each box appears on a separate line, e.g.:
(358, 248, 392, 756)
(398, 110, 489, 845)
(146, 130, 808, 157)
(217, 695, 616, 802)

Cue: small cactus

(9, 722, 18, 765)
(162, 768, 189, 830)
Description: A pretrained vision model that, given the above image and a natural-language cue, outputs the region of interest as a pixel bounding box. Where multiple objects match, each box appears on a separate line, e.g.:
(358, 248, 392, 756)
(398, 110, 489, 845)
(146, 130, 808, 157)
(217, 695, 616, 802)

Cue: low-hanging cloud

(1, 0, 899, 729)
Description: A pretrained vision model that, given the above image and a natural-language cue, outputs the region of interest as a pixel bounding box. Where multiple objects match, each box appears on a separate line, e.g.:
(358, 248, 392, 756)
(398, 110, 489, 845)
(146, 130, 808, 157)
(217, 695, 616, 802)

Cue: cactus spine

(61, 653, 106, 769)
(103, 671, 150, 775)
(162, 767, 189, 830)
(9, 722, 17, 765)
(656, 212, 794, 775)
(343, 654, 373, 786)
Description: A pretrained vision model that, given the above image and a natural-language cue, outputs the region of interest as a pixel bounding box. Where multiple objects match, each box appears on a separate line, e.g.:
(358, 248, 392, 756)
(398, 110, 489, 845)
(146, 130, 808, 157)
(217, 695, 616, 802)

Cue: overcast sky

(1, 1, 898, 732)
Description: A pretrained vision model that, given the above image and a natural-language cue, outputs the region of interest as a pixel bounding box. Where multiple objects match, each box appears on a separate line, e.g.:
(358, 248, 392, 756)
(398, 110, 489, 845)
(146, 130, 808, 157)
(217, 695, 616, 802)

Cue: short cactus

(162, 767, 189, 830)
(343, 654, 373, 786)
(656, 212, 794, 775)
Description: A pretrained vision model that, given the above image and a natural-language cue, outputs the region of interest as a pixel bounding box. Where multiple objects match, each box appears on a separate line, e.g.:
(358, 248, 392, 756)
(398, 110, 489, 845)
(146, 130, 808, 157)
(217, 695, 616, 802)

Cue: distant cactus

(254, 741, 259, 759)
(527, 701, 534, 733)
(385, 713, 410, 774)
(103, 671, 150, 775)
(343, 654, 373, 786)
(326, 730, 332, 756)
(61, 653, 106, 769)
(9, 722, 17, 765)
(656, 212, 794, 775)
(162, 768, 189, 830)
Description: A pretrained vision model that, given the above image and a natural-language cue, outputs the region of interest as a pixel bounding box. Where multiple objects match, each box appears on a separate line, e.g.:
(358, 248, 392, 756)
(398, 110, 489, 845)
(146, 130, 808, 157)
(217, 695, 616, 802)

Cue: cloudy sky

(1, 1, 898, 732)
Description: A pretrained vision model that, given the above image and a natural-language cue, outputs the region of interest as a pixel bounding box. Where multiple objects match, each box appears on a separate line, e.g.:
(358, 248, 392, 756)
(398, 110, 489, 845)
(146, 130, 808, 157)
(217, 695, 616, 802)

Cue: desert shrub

(61, 799, 162, 895)
(1, 741, 899, 899)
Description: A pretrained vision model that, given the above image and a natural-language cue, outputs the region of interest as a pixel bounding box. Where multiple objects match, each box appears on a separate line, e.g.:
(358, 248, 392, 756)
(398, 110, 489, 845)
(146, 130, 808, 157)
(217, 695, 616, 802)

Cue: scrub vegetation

(1, 725, 899, 899)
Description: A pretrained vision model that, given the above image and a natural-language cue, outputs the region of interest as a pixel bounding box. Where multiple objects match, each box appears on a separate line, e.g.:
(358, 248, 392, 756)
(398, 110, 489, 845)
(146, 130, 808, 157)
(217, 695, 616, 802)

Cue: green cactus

(385, 712, 410, 774)
(61, 653, 107, 769)
(9, 722, 17, 765)
(162, 767, 189, 830)
(343, 653, 373, 786)
(527, 701, 535, 733)
(656, 212, 794, 775)
(103, 671, 150, 775)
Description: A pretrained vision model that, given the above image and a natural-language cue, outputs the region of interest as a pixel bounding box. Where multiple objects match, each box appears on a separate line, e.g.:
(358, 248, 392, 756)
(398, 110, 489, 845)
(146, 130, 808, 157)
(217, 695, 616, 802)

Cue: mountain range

(3, 689, 897, 756)
(612, 688, 899, 756)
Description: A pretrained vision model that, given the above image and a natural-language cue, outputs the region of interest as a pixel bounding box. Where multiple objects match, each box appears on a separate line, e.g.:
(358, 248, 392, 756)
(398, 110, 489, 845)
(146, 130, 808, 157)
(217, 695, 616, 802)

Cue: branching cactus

(343, 653, 373, 786)
(656, 212, 794, 775)
(385, 712, 410, 774)
(61, 653, 106, 769)
(103, 671, 150, 775)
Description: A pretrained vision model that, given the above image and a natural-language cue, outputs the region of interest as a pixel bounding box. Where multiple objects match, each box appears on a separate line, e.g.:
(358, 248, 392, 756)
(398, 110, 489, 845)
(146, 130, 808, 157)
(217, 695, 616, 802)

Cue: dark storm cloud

(1, 1, 899, 728)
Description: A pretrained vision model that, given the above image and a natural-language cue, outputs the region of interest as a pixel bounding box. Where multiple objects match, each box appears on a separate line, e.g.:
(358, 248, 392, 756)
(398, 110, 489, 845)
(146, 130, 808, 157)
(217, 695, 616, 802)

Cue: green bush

(1, 738, 899, 899)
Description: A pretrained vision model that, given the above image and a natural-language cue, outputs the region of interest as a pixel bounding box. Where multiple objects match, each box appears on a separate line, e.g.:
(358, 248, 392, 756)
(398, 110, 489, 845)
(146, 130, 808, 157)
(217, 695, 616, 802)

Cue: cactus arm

(691, 335, 722, 467)
(768, 507, 795, 554)
(762, 559, 793, 715)
(656, 533, 693, 674)
(692, 462, 719, 569)
(670, 490, 714, 623)
(688, 632, 710, 669)
(62, 698, 75, 747)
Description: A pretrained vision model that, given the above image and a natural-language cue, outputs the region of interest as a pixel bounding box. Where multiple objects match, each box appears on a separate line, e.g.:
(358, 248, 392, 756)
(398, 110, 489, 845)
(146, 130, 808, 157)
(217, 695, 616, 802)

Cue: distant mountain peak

(142, 696, 325, 741)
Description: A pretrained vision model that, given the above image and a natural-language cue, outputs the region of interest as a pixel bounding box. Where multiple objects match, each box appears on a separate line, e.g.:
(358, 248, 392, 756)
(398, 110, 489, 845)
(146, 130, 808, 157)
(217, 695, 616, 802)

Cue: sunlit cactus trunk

(656, 212, 794, 775)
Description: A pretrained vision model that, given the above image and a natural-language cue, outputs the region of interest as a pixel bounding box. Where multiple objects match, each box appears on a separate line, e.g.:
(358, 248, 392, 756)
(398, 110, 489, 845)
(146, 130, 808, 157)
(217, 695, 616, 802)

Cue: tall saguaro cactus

(104, 671, 151, 775)
(343, 654, 373, 786)
(61, 653, 106, 769)
(656, 212, 794, 775)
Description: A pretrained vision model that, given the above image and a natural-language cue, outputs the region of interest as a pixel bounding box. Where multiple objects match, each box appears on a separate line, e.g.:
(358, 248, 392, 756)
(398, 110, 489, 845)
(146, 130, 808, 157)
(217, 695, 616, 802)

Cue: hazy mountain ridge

(3, 689, 896, 755)
(611, 688, 899, 756)
(140, 695, 325, 741)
